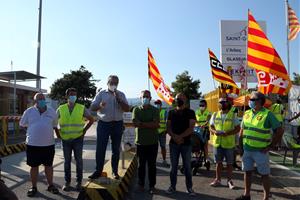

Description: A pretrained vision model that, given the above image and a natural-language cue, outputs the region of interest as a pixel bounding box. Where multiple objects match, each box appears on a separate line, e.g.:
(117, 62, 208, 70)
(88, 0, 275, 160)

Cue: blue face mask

(142, 98, 150, 105)
(248, 100, 256, 109)
(37, 100, 46, 108)
(155, 104, 161, 109)
(69, 95, 77, 103)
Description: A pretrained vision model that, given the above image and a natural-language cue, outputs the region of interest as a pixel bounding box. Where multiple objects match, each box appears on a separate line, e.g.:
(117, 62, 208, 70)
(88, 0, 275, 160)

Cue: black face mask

(219, 102, 228, 110)
(176, 98, 184, 107)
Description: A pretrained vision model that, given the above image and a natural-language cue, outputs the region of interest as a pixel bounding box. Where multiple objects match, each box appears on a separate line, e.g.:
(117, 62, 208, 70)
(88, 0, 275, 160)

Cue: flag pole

(285, 0, 291, 118)
(286, 0, 291, 75)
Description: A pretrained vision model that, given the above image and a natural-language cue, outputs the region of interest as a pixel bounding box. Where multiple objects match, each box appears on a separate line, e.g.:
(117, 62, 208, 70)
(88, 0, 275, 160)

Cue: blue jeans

(96, 120, 123, 174)
(169, 143, 192, 189)
(62, 137, 83, 183)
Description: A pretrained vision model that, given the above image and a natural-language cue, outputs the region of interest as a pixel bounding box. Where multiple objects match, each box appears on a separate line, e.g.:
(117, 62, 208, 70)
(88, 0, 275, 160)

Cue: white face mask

(108, 85, 117, 92)
(199, 106, 205, 111)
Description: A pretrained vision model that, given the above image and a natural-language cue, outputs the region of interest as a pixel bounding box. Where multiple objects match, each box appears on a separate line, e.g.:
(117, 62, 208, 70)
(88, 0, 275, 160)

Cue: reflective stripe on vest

(58, 103, 85, 140)
(158, 109, 167, 134)
(196, 109, 210, 126)
(270, 104, 283, 122)
(212, 111, 236, 149)
(243, 108, 271, 148)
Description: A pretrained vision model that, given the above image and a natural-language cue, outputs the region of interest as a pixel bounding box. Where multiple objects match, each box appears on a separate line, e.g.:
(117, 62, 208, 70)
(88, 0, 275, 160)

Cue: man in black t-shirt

(165, 93, 196, 196)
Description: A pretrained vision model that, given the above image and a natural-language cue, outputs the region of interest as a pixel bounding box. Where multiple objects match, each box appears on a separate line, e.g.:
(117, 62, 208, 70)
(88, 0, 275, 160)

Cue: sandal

(27, 187, 37, 197)
(47, 185, 59, 194)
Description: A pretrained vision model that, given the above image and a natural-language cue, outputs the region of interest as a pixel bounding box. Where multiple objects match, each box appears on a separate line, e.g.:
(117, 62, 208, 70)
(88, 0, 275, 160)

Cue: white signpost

(220, 20, 266, 84)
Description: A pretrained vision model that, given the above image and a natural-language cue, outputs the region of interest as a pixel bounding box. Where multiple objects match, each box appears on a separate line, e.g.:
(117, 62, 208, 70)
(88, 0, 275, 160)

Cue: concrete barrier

(0, 143, 26, 157)
(77, 151, 137, 200)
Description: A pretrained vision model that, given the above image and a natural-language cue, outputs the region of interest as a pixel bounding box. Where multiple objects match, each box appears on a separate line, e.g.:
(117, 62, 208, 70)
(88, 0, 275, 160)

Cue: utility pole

(36, 0, 42, 89)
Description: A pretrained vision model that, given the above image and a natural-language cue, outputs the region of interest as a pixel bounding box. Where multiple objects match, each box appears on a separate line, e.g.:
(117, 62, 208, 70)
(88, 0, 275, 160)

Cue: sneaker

(162, 160, 170, 167)
(112, 173, 120, 180)
(88, 171, 101, 179)
(209, 179, 221, 187)
(187, 188, 196, 196)
(47, 185, 59, 194)
(27, 187, 37, 197)
(76, 182, 83, 191)
(235, 195, 251, 200)
(165, 186, 176, 194)
(62, 182, 71, 191)
(227, 180, 235, 189)
(149, 187, 158, 195)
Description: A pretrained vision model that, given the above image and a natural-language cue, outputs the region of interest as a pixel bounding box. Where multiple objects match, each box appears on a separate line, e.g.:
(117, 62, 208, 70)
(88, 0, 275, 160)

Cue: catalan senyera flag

(288, 5, 300, 41)
(247, 10, 291, 95)
(256, 70, 291, 95)
(148, 48, 174, 105)
(209, 49, 239, 95)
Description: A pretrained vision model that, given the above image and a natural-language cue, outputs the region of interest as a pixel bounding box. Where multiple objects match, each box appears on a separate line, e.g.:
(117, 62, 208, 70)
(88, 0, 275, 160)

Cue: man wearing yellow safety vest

(55, 88, 94, 191)
(236, 92, 283, 200)
(270, 99, 284, 126)
(195, 99, 211, 165)
(154, 99, 169, 167)
(209, 96, 240, 189)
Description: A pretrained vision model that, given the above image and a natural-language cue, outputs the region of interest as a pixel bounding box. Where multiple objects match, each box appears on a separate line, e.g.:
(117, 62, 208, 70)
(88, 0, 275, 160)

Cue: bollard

(2, 117, 7, 146)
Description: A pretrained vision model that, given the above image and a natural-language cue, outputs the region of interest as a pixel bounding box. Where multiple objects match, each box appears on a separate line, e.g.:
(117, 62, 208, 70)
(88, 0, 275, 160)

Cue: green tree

(171, 70, 201, 100)
(292, 72, 300, 85)
(49, 66, 98, 107)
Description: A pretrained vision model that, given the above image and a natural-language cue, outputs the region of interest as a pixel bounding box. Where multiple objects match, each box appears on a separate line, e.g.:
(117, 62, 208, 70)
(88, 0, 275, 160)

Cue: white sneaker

(227, 180, 235, 189)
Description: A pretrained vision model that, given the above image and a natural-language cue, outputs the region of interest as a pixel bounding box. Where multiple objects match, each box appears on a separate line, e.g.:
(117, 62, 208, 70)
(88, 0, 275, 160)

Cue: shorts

(213, 147, 234, 165)
(26, 145, 55, 167)
(158, 133, 166, 149)
(242, 150, 270, 175)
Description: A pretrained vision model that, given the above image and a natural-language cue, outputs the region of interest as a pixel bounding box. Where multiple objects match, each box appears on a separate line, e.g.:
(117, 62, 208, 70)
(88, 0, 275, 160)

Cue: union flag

(148, 48, 174, 105)
(247, 10, 291, 95)
(209, 49, 239, 95)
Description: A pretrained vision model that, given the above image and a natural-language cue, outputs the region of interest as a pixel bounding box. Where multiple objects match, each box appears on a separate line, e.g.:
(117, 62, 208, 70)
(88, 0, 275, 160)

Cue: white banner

(220, 20, 266, 83)
(288, 85, 300, 126)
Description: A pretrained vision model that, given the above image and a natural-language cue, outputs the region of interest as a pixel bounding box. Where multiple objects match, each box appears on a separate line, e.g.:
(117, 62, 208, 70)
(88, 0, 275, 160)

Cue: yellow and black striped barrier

(78, 151, 137, 200)
(0, 143, 26, 157)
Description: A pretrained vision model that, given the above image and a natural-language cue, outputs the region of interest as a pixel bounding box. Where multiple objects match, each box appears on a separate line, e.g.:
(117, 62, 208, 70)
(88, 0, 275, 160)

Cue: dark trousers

(136, 144, 158, 188)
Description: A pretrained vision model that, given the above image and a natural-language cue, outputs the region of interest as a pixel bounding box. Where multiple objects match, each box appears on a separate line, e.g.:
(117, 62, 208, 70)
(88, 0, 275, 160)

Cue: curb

(77, 151, 137, 200)
(0, 143, 26, 157)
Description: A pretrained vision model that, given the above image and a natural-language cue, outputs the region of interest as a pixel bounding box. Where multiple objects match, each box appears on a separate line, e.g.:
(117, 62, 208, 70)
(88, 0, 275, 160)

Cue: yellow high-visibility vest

(270, 103, 283, 122)
(196, 109, 210, 126)
(243, 108, 272, 148)
(58, 103, 85, 140)
(158, 109, 167, 134)
(212, 110, 236, 149)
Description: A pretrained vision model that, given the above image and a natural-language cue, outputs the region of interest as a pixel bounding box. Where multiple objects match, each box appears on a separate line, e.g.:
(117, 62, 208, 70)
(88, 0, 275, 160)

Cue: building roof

(0, 70, 45, 81)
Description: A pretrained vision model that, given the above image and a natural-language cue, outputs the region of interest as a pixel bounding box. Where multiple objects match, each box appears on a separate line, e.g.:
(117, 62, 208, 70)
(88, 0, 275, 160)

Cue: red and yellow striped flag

(288, 5, 300, 41)
(148, 48, 174, 105)
(247, 10, 291, 94)
(209, 49, 239, 95)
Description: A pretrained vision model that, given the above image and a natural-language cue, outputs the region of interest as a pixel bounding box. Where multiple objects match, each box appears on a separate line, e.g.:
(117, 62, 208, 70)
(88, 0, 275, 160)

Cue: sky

(0, 0, 299, 99)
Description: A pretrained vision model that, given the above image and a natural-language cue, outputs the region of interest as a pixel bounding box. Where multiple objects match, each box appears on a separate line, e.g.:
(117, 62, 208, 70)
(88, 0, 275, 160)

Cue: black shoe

(112, 173, 120, 179)
(235, 195, 251, 200)
(47, 185, 59, 194)
(88, 171, 101, 179)
(27, 187, 37, 197)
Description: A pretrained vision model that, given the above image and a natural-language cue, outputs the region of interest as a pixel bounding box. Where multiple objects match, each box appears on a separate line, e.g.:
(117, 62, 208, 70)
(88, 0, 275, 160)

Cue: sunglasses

(219, 101, 227, 104)
(249, 98, 259, 101)
(199, 105, 205, 107)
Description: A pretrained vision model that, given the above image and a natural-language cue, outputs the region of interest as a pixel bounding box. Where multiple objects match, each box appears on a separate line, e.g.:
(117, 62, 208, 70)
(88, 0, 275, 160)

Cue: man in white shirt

(20, 93, 59, 197)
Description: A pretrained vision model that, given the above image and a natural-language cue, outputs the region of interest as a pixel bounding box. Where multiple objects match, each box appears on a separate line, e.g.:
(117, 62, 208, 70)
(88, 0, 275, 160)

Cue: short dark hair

(65, 88, 77, 96)
(252, 91, 265, 106)
(199, 99, 207, 106)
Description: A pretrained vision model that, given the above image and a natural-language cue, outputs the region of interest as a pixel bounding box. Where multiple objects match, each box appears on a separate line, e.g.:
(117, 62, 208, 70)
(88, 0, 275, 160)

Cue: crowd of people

(0, 74, 289, 200)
